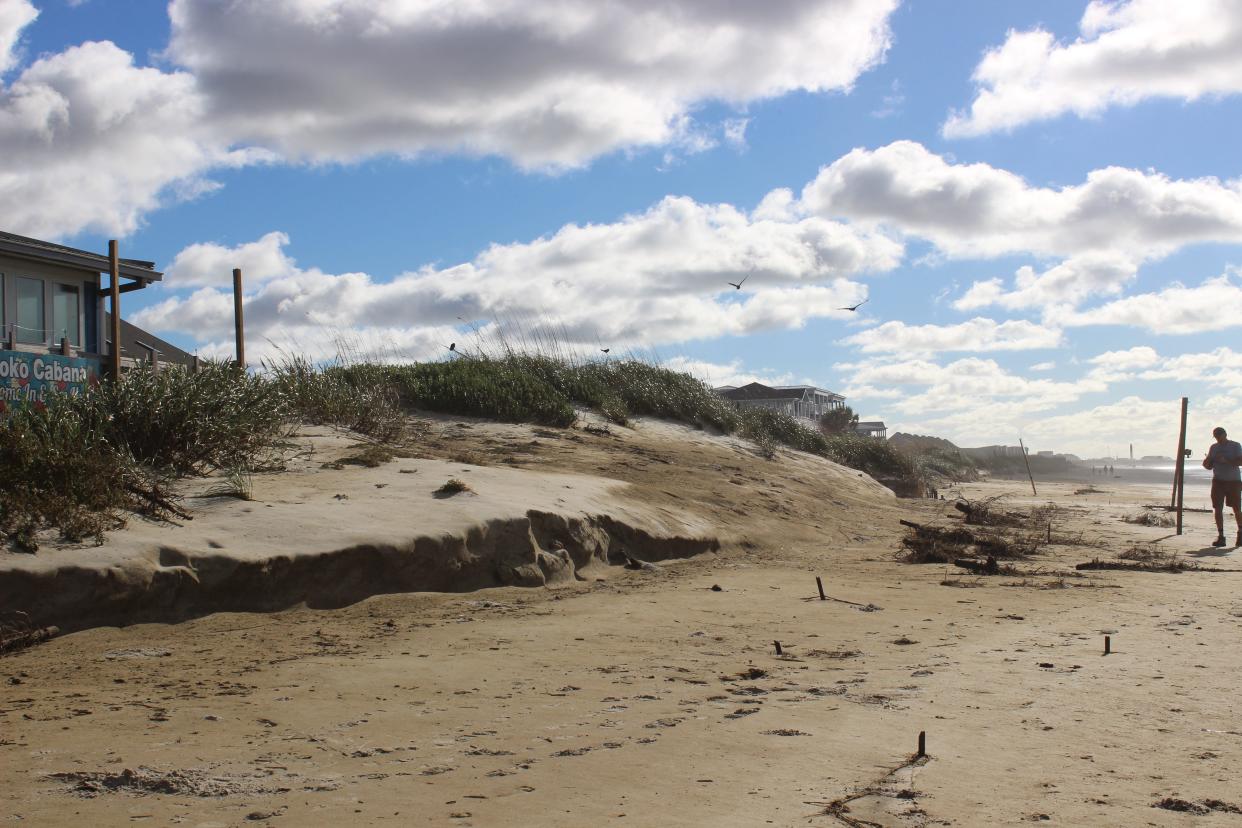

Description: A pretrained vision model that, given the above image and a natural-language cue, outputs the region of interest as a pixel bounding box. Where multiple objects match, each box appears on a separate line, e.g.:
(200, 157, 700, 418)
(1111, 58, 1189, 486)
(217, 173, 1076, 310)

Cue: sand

(3, 417, 1242, 826)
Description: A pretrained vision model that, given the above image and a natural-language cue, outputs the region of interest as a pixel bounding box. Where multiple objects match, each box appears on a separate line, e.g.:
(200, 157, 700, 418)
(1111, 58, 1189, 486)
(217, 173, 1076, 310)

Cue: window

(16, 277, 44, 345)
(52, 283, 81, 347)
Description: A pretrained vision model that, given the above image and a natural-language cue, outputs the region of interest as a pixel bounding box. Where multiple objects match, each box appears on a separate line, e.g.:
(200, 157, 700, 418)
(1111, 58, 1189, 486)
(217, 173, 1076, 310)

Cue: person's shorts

(1210, 479, 1242, 510)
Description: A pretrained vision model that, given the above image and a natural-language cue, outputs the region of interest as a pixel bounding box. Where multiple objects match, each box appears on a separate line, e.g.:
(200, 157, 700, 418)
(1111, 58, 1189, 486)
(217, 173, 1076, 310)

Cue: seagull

(727, 272, 750, 291)
(600, 348, 610, 354)
(839, 298, 869, 312)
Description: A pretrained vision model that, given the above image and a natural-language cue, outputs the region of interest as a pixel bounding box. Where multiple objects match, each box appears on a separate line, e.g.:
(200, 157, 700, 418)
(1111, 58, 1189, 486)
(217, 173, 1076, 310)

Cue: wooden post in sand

(1018, 438, 1037, 496)
(1174, 397, 1188, 535)
(816, 576, 826, 600)
(916, 731, 926, 758)
(233, 267, 246, 370)
(109, 240, 121, 379)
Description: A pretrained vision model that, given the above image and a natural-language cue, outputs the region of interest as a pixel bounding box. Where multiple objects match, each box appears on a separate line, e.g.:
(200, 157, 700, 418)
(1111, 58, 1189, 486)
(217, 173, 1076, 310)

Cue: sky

(2, 0, 1241, 459)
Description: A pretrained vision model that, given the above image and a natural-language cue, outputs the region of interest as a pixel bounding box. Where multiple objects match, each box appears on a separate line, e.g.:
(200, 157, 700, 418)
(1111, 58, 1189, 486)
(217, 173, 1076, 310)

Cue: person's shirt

(1207, 439, 1242, 482)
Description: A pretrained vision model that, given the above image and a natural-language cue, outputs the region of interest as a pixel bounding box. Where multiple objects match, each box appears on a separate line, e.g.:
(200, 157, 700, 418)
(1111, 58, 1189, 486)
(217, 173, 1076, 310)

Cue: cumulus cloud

(0, 1, 899, 238)
(836, 355, 1105, 420)
(945, 0, 1242, 137)
(0, 0, 36, 77)
(165, 231, 299, 288)
(661, 356, 795, 388)
(0, 37, 266, 238)
(1056, 270, 1242, 333)
(842, 317, 1061, 354)
(1085, 344, 1242, 391)
(799, 141, 1242, 261)
(954, 252, 1141, 311)
(1021, 394, 1240, 459)
(167, 0, 898, 169)
(136, 199, 899, 359)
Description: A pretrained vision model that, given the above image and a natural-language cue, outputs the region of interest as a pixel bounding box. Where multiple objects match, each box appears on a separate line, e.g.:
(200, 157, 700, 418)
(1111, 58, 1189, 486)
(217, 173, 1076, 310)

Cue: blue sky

(3, 0, 1241, 457)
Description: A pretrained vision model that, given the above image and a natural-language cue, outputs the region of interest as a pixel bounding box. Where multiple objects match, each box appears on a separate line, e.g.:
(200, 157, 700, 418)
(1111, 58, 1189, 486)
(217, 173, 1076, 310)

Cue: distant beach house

(853, 420, 888, 439)
(1, 230, 192, 405)
(714, 382, 846, 424)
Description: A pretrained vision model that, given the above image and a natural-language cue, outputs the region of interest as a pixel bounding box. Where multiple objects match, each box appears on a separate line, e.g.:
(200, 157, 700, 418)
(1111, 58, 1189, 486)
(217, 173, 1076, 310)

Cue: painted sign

(0, 350, 101, 412)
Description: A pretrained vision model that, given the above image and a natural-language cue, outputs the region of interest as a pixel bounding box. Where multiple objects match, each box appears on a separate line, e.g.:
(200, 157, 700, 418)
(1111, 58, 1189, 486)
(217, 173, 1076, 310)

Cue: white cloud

(1090, 344, 1160, 369)
(1021, 394, 1240, 459)
(165, 231, 299, 288)
(799, 141, 1242, 261)
(945, 0, 1242, 137)
(0, 0, 36, 77)
(0, 1, 899, 238)
(167, 0, 898, 170)
(1029, 361, 1056, 371)
(1057, 270, 1242, 333)
(837, 355, 1105, 419)
(954, 252, 1140, 311)
(661, 356, 794, 388)
(136, 199, 899, 359)
(1144, 347, 1242, 390)
(842, 317, 1061, 354)
(0, 38, 266, 238)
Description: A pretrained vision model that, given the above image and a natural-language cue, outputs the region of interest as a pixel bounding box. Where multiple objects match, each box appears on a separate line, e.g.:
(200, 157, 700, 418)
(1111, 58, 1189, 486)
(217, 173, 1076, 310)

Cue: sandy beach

(3, 418, 1241, 827)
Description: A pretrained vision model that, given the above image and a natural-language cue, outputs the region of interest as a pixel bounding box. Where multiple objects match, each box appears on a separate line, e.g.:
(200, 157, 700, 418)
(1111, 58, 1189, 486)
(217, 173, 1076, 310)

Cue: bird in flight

(727, 272, 750, 290)
(600, 348, 610, 354)
(839, 298, 869, 312)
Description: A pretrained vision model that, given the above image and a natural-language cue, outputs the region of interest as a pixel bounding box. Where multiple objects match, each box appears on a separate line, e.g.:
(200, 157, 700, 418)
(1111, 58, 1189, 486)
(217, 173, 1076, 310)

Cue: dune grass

(1, 342, 923, 549)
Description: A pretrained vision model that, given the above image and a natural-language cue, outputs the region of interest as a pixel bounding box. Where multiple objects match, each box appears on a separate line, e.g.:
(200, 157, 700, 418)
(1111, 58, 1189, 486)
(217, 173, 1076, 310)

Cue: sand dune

(2, 416, 1240, 826)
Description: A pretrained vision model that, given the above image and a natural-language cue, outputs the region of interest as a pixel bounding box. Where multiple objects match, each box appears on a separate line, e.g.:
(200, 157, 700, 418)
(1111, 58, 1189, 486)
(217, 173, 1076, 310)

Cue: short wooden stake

(1104, 635, 1111, 656)
(816, 576, 826, 600)
(773, 640, 782, 656)
(916, 730, 926, 758)
(1046, 523, 1052, 543)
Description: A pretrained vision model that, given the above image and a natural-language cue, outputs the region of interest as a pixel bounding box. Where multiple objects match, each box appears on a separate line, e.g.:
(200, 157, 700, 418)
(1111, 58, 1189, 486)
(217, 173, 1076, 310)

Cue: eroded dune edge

(3, 509, 719, 634)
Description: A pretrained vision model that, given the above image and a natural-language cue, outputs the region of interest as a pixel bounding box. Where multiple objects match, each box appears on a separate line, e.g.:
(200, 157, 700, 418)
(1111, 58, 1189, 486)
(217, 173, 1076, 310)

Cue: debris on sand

(1122, 512, 1174, 528)
(1152, 797, 1242, 815)
(48, 766, 335, 798)
(1076, 546, 1215, 572)
(434, 478, 474, 497)
(898, 520, 1036, 565)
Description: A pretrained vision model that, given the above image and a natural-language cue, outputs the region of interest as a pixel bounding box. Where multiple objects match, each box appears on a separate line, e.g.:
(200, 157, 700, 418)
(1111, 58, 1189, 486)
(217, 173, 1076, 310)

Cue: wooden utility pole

(1018, 438, 1037, 496)
(109, 240, 121, 379)
(232, 267, 245, 369)
(1174, 397, 1188, 535)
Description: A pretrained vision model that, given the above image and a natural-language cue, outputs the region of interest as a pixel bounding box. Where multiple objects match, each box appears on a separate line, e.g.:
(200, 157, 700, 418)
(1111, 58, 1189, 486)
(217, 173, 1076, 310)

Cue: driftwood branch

(125, 483, 193, 521)
(0, 625, 59, 654)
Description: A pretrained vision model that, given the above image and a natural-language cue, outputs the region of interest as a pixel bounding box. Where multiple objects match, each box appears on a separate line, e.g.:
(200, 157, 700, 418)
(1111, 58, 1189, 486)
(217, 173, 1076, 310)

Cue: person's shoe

(1211, 535, 1228, 547)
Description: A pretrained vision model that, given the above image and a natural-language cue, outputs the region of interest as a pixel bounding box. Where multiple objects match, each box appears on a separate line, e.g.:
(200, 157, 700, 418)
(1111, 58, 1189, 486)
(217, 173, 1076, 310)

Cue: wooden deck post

(109, 240, 121, 380)
(233, 267, 245, 369)
(1174, 397, 1188, 535)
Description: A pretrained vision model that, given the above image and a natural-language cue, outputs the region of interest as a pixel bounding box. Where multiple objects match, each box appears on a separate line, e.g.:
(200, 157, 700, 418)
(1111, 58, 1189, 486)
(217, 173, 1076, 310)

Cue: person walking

(1202, 426, 1242, 547)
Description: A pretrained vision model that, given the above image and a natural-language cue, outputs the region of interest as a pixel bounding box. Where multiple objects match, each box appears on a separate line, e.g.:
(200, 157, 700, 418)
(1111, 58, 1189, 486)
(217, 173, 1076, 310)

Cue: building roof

(856, 420, 887, 428)
(0, 230, 162, 283)
(717, 382, 806, 401)
(105, 313, 196, 368)
(781, 384, 845, 399)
